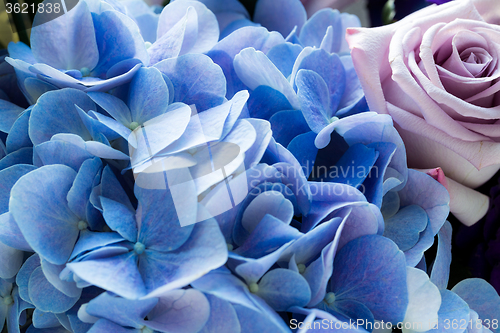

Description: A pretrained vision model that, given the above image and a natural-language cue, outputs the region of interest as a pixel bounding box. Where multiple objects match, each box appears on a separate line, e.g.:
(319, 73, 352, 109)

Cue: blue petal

(157, 0, 219, 54)
(91, 10, 148, 78)
(67, 252, 146, 299)
(101, 198, 137, 243)
(199, 294, 241, 333)
(232, 300, 290, 333)
(145, 289, 209, 333)
(40, 259, 81, 298)
(0, 147, 33, 171)
(326, 143, 378, 187)
(270, 110, 310, 148)
(21, 78, 56, 105)
(299, 9, 342, 51)
(266, 43, 303, 78)
(29, 89, 94, 145)
(383, 205, 428, 252)
(30, 1, 99, 71)
(331, 235, 408, 323)
(241, 191, 294, 232)
(451, 279, 500, 328)
(32, 309, 60, 329)
(35, 140, 94, 172)
(29, 267, 80, 313)
(70, 230, 124, 260)
(254, 0, 306, 37)
(287, 131, 317, 177)
(10, 165, 80, 265)
(256, 268, 311, 311)
(247, 85, 292, 120)
(0, 164, 36, 213)
(6, 108, 32, 154)
(100, 166, 134, 211)
(87, 319, 135, 333)
(87, 91, 132, 125)
(0, 212, 32, 251)
(67, 157, 102, 221)
(296, 69, 331, 133)
(0, 99, 24, 133)
(7, 41, 36, 64)
(16, 254, 40, 303)
(0, 242, 23, 279)
(427, 290, 469, 333)
(302, 240, 336, 307)
(404, 223, 435, 267)
(430, 221, 453, 290)
(154, 54, 226, 111)
(234, 47, 299, 110)
(50, 133, 129, 160)
(128, 67, 170, 124)
(139, 218, 227, 298)
(86, 292, 157, 328)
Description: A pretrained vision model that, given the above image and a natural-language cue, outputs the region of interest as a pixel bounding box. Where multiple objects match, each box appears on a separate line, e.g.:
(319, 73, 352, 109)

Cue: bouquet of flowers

(0, 0, 499, 332)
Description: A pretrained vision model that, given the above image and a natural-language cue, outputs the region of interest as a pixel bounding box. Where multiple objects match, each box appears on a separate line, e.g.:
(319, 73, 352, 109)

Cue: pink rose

(345, 0, 500, 192)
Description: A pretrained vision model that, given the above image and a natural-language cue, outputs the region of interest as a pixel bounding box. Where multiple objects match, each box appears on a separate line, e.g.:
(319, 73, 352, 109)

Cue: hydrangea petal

(67, 157, 102, 220)
(0, 100, 24, 133)
(384, 205, 428, 252)
(6, 108, 32, 154)
(430, 221, 453, 290)
(427, 290, 470, 333)
(266, 43, 303, 78)
(0, 242, 23, 279)
(270, 110, 310, 147)
(254, 0, 307, 37)
(296, 69, 331, 133)
(0, 148, 33, 171)
(35, 140, 93, 172)
(10, 165, 79, 265)
(199, 294, 241, 333)
(0, 212, 32, 251)
(32, 309, 60, 329)
(40, 258, 81, 298)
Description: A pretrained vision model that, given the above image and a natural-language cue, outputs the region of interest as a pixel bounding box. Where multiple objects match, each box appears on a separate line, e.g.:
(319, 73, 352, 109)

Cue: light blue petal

(233, 300, 290, 333)
(87, 92, 132, 125)
(6, 108, 32, 154)
(91, 11, 148, 77)
(0, 242, 23, 279)
(67, 252, 146, 299)
(266, 43, 303, 78)
(0, 164, 36, 213)
(32, 309, 61, 329)
(299, 9, 342, 51)
(70, 230, 124, 260)
(67, 157, 102, 220)
(302, 240, 336, 307)
(0, 99, 24, 133)
(16, 254, 40, 303)
(50, 133, 129, 160)
(101, 198, 137, 243)
(0, 147, 32, 171)
(384, 205, 428, 252)
(35, 141, 93, 172)
(145, 289, 209, 333)
(10, 165, 79, 265)
(75, 105, 120, 141)
(427, 290, 470, 333)
(128, 67, 169, 124)
(199, 294, 241, 333)
(31, 1, 99, 71)
(154, 54, 226, 111)
(430, 221, 453, 290)
(29, 267, 80, 313)
(0, 212, 32, 251)
(157, 0, 219, 54)
(7, 41, 36, 64)
(234, 47, 299, 110)
(139, 218, 227, 298)
(87, 319, 135, 333)
(86, 292, 157, 329)
(256, 268, 311, 311)
(29, 89, 94, 145)
(451, 279, 500, 330)
(40, 259, 81, 298)
(296, 69, 331, 133)
(254, 0, 306, 36)
(404, 222, 435, 267)
(331, 235, 408, 323)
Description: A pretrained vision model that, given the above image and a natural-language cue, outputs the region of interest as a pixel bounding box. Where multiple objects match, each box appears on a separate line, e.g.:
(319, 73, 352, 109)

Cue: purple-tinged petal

(331, 235, 408, 323)
(244, 118, 272, 168)
(254, 0, 307, 37)
(241, 192, 294, 233)
(144, 289, 209, 333)
(430, 221, 452, 290)
(404, 222, 435, 267)
(384, 205, 428, 251)
(154, 54, 225, 111)
(67, 252, 146, 299)
(30, 1, 98, 71)
(232, 300, 290, 333)
(10, 165, 79, 265)
(256, 268, 311, 311)
(86, 292, 157, 329)
(29, 267, 80, 313)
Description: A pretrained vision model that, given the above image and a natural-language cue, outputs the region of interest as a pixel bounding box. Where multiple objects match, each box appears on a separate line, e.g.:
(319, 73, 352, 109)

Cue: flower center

(324, 292, 336, 305)
(297, 264, 306, 274)
(329, 116, 339, 123)
(2, 295, 13, 305)
(129, 122, 140, 131)
(77, 221, 88, 231)
(134, 242, 146, 255)
(140, 326, 153, 333)
(144, 42, 152, 49)
(249, 282, 259, 293)
(80, 67, 91, 77)
(227, 243, 233, 251)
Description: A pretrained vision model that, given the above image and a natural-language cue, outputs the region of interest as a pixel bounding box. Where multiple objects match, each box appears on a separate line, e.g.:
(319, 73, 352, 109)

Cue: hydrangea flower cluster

(0, 0, 499, 332)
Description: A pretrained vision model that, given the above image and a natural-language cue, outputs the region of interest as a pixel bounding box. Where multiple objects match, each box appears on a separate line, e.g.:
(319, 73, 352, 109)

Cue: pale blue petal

(6, 108, 32, 154)
(40, 259, 81, 298)
(0, 99, 24, 133)
(35, 141, 93, 172)
(101, 198, 137, 243)
(234, 47, 299, 109)
(0, 242, 23, 279)
(266, 43, 303, 78)
(16, 254, 40, 303)
(70, 231, 124, 260)
(87, 92, 132, 125)
(154, 54, 226, 111)
(254, 0, 306, 36)
(299, 9, 342, 51)
(0, 213, 32, 251)
(87, 319, 135, 333)
(9, 165, 79, 265)
(0, 164, 36, 213)
(30, 1, 99, 71)
(145, 289, 209, 333)
(296, 69, 330, 133)
(67, 252, 146, 299)
(32, 309, 60, 329)
(67, 157, 102, 220)
(384, 205, 428, 252)
(427, 290, 470, 333)
(199, 294, 241, 333)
